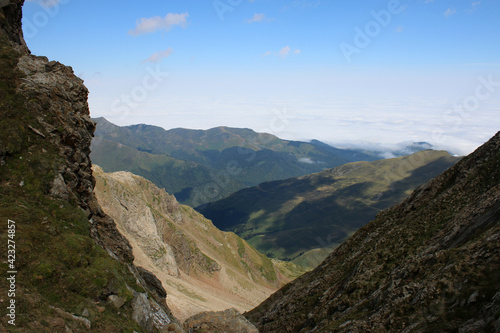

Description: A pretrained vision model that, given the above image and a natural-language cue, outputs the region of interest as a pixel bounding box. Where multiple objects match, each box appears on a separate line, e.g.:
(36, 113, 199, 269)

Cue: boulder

(184, 308, 258, 333)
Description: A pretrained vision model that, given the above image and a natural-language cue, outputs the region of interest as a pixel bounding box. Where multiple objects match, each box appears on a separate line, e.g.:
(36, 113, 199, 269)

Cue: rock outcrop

(93, 166, 306, 321)
(0, 1, 179, 331)
(0, 0, 26, 46)
(184, 308, 258, 333)
(246, 132, 500, 332)
(15, 40, 136, 264)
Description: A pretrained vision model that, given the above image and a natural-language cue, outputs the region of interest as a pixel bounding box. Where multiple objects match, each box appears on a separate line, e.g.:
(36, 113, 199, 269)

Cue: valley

(2, 1, 498, 331)
(246, 131, 500, 332)
(199, 150, 460, 266)
(93, 166, 305, 321)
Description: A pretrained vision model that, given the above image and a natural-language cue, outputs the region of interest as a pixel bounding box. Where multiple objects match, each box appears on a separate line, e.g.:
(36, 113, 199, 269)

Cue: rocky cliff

(93, 166, 305, 321)
(0, 1, 180, 331)
(246, 132, 500, 332)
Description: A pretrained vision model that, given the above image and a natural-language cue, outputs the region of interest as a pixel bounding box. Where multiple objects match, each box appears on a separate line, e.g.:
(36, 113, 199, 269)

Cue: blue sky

(22, 0, 500, 154)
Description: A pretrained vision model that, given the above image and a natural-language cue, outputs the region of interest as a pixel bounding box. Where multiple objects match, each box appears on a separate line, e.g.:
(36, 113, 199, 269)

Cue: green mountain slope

(91, 117, 378, 206)
(246, 132, 500, 333)
(198, 150, 460, 265)
(93, 166, 306, 321)
(91, 138, 244, 204)
(0, 3, 179, 331)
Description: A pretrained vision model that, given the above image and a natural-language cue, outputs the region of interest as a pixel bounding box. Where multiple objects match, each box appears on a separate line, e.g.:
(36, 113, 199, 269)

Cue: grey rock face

(132, 292, 172, 332)
(184, 308, 258, 333)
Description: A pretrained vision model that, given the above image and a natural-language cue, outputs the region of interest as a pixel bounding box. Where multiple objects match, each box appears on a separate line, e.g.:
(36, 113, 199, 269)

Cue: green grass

(0, 32, 150, 332)
(199, 151, 461, 263)
(91, 138, 244, 206)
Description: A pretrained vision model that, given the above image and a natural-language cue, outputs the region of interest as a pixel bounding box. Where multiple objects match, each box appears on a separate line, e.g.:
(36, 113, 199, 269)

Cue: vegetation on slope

(91, 117, 378, 206)
(93, 166, 306, 320)
(199, 150, 460, 265)
(0, 31, 150, 332)
(0, 3, 177, 331)
(90, 137, 245, 205)
(246, 132, 500, 332)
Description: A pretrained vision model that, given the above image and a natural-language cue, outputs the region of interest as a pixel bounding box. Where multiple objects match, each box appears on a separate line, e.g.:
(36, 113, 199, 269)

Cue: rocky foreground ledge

(1, 1, 262, 332)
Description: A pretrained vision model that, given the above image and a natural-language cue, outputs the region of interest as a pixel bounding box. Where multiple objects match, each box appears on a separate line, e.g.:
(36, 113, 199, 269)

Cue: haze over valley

(0, 1, 498, 332)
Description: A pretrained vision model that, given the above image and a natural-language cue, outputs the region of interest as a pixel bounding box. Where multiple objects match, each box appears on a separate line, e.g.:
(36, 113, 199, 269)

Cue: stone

(468, 290, 479, 304)
(49, 306, 91, 330)
(165, 323, 184, 332)
(49, 317, 65, 328)
(50, 173, 71, 201)
(108, 295, 126, 309)
(132, 293, 154, 332)
(184, 308, 258, 333)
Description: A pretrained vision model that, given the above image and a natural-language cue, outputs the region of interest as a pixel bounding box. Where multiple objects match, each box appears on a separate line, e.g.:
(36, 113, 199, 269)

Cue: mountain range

(91, 117, 384, 206)
(199, 150, 460, 265)
(2, 2, 498, 331)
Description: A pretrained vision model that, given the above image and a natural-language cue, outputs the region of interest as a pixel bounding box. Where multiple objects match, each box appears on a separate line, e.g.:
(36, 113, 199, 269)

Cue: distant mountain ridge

(246, 132, 500, 332)
(198, 150, 460, 265)
(91, 117, 379, 206)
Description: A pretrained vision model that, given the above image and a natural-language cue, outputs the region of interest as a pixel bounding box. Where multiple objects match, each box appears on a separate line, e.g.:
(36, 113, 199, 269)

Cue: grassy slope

(246, 132, 500, 332)
(93, 167, 306, 320)
(198, 150, 460, 265)
(91, 138, 244, 205)
(0, 33, 148, 332)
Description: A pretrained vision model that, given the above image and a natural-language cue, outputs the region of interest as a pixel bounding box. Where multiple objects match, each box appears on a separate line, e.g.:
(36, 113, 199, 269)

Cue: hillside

(91, 137, 245, 204)
(0, 1, 180, 331)
(246, 132, 500, 332)
(93, 166, 305, 321)
(198, 150, 460, 265)
(91, 117, 377, 206)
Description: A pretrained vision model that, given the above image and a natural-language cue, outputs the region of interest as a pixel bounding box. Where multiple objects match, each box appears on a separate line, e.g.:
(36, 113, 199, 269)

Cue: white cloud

(298, 157, 315, 164)
(264, 46, 300, 58)
(466, 1, 481, 13)
(247, 13, 266, 23)
(279, 46, 291, 58)
(129, 12, 189, 36)
(142, 48, 173, 64)
(444, 8, 456, 17)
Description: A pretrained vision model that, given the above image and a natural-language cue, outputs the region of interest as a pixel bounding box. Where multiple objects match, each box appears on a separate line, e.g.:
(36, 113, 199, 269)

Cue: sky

(22, 0, 500, 155)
